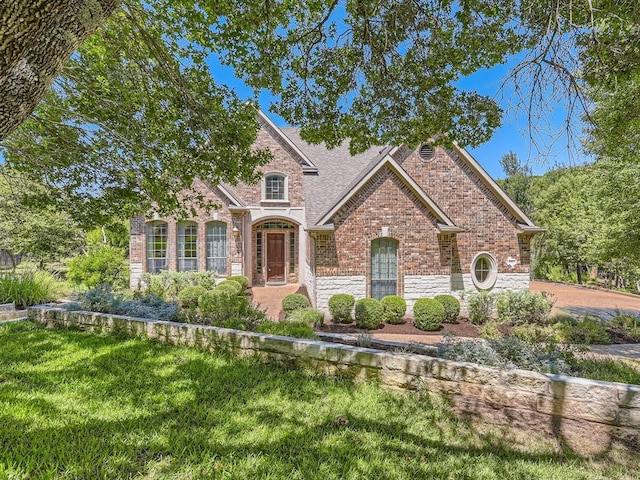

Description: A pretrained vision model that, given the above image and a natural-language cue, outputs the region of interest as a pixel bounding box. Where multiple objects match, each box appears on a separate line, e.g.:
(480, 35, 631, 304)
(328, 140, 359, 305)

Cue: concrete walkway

(250, 284, 303, 320)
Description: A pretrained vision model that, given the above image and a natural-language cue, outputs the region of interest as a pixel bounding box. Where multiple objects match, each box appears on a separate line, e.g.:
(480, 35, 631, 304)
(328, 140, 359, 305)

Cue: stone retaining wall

(28, 306, 640, 453)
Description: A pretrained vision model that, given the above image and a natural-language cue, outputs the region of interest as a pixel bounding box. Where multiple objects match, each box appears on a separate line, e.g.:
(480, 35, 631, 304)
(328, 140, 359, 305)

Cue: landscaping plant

(328, 293, 355, 323)
(434, 295, 460, 323)
(256, 320, 317, 339)
(413, 298, 445, 331)
(466, 291, 495, 325)
(216, 279, 243, 295)
(0, 270, 59, 308)
(67, 245, 129, 289)
(282, 293, 310, 316)
(380, 295, 407, 324)
(496, 290, 553, 325)
(142, 271, 217, 301)
(354, 298, 383, 329)
(286, 307, 325, 327)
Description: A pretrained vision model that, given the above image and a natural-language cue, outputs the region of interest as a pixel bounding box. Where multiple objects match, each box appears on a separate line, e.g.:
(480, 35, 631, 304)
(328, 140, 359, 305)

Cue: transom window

(146, 221, 168, 274)
(206, 221, 227, 275)
(264, 174, 286, 201)
(471, 252, 497, 290)
(257, 221, 295, 230)
(177, 221, 198, 272)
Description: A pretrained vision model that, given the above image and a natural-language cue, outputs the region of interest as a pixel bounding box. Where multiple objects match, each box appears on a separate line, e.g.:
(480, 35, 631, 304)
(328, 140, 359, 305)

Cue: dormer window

(263, 173, 287, 201)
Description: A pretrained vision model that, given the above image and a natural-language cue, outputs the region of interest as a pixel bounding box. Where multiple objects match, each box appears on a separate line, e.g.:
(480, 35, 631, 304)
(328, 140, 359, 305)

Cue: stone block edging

(27, 306, 640, 452)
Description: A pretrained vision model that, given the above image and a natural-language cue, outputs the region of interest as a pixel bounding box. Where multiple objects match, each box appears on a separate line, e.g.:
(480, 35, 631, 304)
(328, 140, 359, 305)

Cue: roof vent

(419, 144, 434, 161)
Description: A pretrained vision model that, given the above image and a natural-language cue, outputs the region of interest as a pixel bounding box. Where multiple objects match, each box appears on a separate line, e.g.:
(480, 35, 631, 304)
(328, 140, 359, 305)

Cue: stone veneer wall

(315, 275, 367, 312)
(28, 306, 640, 454)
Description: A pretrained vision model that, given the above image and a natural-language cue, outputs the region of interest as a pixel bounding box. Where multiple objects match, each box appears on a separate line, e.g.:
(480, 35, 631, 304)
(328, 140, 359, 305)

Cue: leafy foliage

(413, 298, 445, 332)
(380, 295, 407, 325)
(466, 292, 495, 325)
(198, 290, 265, 329)
(281, 294, 311, 316)
(354, 298, 383, 330)
(216, 279, 243, 296)
(286, 308, 325, 328)
(227, 275, 250, 290)
(67, 246, 129, 289)
(255, 321, 317, 339)
(0, 270, 59, 308)
(328, 294, 355, 324)
(177, 285, 207, 309)
(142, 271, 217, 301)
(496, 291, 553, 326)
(434, 295, 461, 324)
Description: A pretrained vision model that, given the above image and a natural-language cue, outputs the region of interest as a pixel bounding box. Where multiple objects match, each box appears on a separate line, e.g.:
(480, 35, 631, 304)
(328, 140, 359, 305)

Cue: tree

(499, 151, 532, 216)
(0, 0, 119, 139)
(0, 168, 84, 265)
(2, 1, 640, 221)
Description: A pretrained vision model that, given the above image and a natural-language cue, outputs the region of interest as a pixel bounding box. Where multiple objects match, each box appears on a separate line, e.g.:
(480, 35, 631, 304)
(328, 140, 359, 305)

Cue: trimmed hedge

(328, 293, 355, 323)
(413, 298, 445, 331)
(228, 275, 250, 290)
(434, 295, 460, 323)
(380, 295, 407, 324)
(178, 285, 207, 309)
(216, 279, 243, 296)
(282, 293, 310, 316)
(355, 298, 383, 330)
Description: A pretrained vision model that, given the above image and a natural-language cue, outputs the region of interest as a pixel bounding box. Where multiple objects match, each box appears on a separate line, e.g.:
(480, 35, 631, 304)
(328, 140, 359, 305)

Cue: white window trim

(261, 172, 289, 202)
(471, 252, 497, 290)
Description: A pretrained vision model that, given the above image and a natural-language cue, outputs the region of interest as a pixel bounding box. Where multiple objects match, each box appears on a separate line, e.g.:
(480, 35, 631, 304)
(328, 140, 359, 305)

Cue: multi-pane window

(474, 257, 491, 283)
(206, 221, 227, 275)
(371, 237, 398, 300)
(146, 221, 168, 274)
(177, 221, 198, 272)
(264, 174, 286, 200)
(289, 231, 295, 274)
(256, 231, 263, 274)
(471, 253, 497, 290)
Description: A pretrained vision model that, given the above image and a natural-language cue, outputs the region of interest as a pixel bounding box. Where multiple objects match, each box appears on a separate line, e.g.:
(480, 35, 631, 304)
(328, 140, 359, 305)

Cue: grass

(0, 322, 637, 480)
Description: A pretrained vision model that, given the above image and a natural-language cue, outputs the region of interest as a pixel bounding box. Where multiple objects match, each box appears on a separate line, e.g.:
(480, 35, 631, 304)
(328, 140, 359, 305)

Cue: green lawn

(0, 322, 636, 479)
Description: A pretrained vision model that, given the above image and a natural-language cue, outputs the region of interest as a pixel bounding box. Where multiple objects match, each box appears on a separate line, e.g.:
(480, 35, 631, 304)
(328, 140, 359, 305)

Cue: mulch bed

(317, 317, 481, 338)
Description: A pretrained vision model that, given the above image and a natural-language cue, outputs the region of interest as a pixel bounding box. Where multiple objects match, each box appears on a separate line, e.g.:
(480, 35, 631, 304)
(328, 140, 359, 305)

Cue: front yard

(0, 321, 637, 479)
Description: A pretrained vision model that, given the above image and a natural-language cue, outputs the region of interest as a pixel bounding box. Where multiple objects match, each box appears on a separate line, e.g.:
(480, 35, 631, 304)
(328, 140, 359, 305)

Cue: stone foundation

(28, 306, 640, 454)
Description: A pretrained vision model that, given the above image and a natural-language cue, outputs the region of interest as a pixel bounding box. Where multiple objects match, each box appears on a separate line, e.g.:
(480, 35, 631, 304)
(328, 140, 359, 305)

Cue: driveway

(530, 280, 640, 320)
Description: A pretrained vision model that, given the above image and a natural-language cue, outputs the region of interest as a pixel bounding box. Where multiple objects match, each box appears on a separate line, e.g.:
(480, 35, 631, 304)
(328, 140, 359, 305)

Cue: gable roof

(315, 152, 462, 232)
(257, 111, 318, 173)
(450, 142, 541, 231)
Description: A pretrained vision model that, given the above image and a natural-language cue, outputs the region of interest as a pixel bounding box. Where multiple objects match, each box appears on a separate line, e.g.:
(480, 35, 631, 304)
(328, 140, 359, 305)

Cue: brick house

(129, 111, 542, 312)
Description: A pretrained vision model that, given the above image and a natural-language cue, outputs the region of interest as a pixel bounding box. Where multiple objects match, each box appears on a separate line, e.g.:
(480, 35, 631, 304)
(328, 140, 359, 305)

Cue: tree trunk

(576, 263, 582, 285)
(0, 0, 120, 140)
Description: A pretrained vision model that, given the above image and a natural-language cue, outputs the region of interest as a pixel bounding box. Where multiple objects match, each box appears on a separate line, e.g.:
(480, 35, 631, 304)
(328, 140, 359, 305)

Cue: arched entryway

(253, 219, 299, 286)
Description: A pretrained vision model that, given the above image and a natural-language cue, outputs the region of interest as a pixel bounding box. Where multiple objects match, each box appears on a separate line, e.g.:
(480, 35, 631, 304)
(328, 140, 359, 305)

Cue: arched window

(263, 173, 287, 201)
(146, 221, 168, 274)
(177, 221, 198, 272)
(206, 221, 227, 275)
(371, 237, 398, 300)
(471, 252, 497, 290)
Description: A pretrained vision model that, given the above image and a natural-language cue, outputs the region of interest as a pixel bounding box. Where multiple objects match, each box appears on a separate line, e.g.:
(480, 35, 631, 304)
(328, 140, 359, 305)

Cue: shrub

(496, 290, 553, 325)
(380, 295, 406, 324)
(413, 298, 445, 331)
(466, 291, 495, 325)
(287, 307, 325, 327)
(199, 290, 265, 329)
(142, 271, 217, 301)
(282, 293, 310, 316)
(178, 285, 207, 308)
(74, 283, 118, 313)
(554, 316, 611, 345)
(354, 298, 383, 330)
(67, 246, 129, 289)
(0, 270, 59, 308)
(228, 275, 250, 290)
(479, 320, 503, 339)
(256, 321, 317, 339)
(113, 294, 178, 322)
(328, 294, 355, 323)
(216, 279, 243, 296)
(438, 336, 574, 375)
(434, 295, 460, 323)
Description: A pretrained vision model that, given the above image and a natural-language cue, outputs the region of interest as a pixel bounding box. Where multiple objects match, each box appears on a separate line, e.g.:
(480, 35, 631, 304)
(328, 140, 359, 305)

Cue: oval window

(471, 252, 497, 290)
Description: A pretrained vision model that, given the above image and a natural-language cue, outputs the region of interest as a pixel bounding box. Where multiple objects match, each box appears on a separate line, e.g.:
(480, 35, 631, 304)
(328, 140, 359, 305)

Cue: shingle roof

(279, 128, 388, 226)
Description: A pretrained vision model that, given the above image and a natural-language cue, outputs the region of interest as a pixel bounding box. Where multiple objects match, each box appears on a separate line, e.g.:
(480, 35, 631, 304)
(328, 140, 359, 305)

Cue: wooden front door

(267, 233, 285, 282)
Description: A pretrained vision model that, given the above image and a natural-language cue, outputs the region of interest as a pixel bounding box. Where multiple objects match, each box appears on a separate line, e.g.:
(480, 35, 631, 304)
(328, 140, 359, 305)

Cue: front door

(267, 233, 285, 282)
